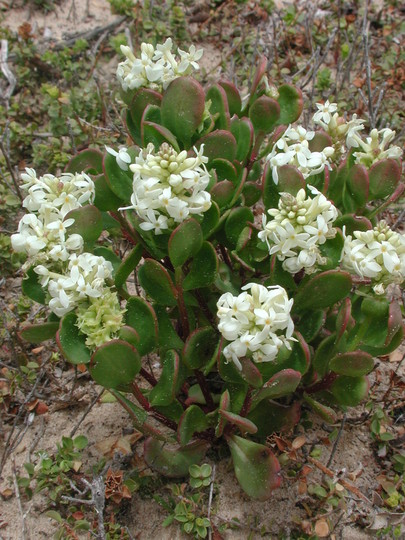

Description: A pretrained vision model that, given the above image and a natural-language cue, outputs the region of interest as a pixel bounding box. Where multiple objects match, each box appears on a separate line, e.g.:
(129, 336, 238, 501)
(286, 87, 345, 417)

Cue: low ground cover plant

(12, 37, 404, 501)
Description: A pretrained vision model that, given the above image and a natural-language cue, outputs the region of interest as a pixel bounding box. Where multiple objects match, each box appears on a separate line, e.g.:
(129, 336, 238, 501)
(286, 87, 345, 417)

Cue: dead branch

(12, 458, 28, 540)
(0, 39, 16, 103)
(361, 0, 375, 128)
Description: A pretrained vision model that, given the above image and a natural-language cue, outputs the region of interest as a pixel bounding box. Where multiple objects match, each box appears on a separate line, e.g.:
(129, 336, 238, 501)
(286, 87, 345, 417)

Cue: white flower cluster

(117, 38, 203, 93)
(217, 283, 295, 370)
(258, 187, 338, 274)
(123, 143, 211, 234)
(11, 167, 124, 348)
(35, 253, 114, 317)
(11, 168, 94, 265)
(341, 220, 405, 294)
(267, 125, 335, 184)
(312, 100, 402, 165)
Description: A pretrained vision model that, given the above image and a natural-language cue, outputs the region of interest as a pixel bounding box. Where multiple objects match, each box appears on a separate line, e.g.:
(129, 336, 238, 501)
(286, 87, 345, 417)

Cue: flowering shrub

(14, 40, 405, 501)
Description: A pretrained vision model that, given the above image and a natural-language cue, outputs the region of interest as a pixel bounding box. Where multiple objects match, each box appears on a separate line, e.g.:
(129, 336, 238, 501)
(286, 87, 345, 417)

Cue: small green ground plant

(9, 31, 405, 521)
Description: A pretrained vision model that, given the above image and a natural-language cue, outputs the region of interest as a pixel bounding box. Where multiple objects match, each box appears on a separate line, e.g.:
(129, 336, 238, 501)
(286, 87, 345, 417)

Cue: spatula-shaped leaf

(168, 218, 203, 268)
(183, 241, 218, 291)
(93, 174, 122, 211)
(119, 325, 140, 348)
(138, 259, 178, 306)
(309, 131, 333, 152)
(297, 310, 325, 343)
(149, 350, 184, 406)
(65, 149, 103, 174)
(206, 84, 230, 130)
(345, 164, 369, 210)
(154, 305, 184, 352)
(178, 405, 210, 446)
(127, 88, 162, 145)
(225, 207, 254, 248)
(251, 369, 301, 409)
(125, 297, 158, 355)
(115, 244, 143, 288)
(277, 84, 303, 125)
(227, 435, 282, 500)
(247, 56, 267, 108)
(210, 180, 235, 208)
(65, 205, 102, 245)
(211, 158, 237, 183)
(239, 357, 263, 388)
(90, 340, 141, 389)
(294, 271, 352, 312)
(215, 389, 231, 437)
(303, 393, 338, 423)
(230, 117, 254, 163)
(200, 201, 220, 239)
(249, 95, 280, 133)
(161, 77, 205, 147)
(144, 437, 209, 477)
(56, 312, 91, 365)
(142, 121, 180, 151)
(103, 147, 137, 201)
(195, 130, 237, 162)
(368, 158, 401, 200)
(219, 410, 258, 434)
(22, 266, 46, 304)
(331, 375, 369, 406)
(219, 80, 242, 116)
(247, 400, 301, 439)
(20, 322, 59, 343)
(183, 327, 217, 370)
(330, 351, 374, 376)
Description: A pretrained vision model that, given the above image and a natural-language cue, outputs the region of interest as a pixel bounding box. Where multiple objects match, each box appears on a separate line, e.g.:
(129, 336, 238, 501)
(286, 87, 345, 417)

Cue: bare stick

(0, 40, 16, 103)
(207, 464, 216, 540)
(362, 0, 375, 128)
(70, 388, 103, 438)
(12, 458, 28, 540)
(326, 413, 346, 468)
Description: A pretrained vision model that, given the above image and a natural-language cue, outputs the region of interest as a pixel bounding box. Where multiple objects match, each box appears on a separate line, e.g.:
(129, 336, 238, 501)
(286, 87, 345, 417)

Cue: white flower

(313, 100, 338, 125)
(217, 283, 295, 370)
(341, 220, 405, 292)
(122, 143, 211, 234)
(259, 187, 338, 274)
(352, 127, 403, 167)
(106, 146, 132, 171)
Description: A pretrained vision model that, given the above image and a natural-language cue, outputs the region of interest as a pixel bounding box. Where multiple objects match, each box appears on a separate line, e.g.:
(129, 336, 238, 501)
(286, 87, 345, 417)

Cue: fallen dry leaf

(315, 519, 330, 537)
(95, 432, 142, 458)
(292, 435, 306, 450)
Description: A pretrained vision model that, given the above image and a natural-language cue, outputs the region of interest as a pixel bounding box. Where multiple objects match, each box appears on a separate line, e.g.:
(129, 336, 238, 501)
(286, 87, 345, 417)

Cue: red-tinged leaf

(65, 149, 103, 174)
(230, 117, 254, 163)
(183, 327, 217, 370)
(210, 180, 235, 208)
(227, 435, 282, 500)
(141, 121, 180, 152)
(303, 393, 337, 423)
(294, 270, 352, 311)
(251, 369, 302, 408)
(346, 164, 369, 209)
(385, 301, 403, 347)
(90, 340, 141, 390)
(144, 438, 209, 477)
(138, 259, 178, 306)
(219, 410, 257, 434)
(66, 205, 102, 245)
(183, 241, 218, 291)
(249, 95, 280, 133)
(331, 375, 369, 406)
(20, 322, 59, 344)
(57, 313, 91, 365)
(177, 405, 209, 446)
(369, 158, 401, 199)
(277, 84, 303, 125)
(125, 296, 158, 355)
(215, 389, 231, 437)
(195, 130, 237, 162)
(218, 80, 242, 116)
(329, 351, 374, 376)
(336, 298, 352, 342)
(309, 131, 333, 152)
(247, 56, 267, 107)
(168, 218, 203, 268)
(149, 350, 184, 406)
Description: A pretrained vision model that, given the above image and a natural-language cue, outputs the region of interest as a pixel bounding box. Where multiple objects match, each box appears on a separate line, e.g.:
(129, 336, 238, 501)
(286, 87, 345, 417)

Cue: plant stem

(194, 369, 215, 411)
(140, 367, 157, 386)
(305, 371, 337, 395)
(130, 381, 178, 431)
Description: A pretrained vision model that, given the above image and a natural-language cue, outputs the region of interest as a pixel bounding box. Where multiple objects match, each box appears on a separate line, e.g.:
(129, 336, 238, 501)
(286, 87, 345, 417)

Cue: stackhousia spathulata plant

(13, 38, 405, 500)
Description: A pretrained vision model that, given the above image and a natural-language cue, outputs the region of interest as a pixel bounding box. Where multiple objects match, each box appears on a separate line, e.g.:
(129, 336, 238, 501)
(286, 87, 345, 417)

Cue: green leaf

(331, 375, 369, 406)
(138, 259, 178, 305)
(183, 241, 218, 291)
(66, 205, 102, 245)
(294, 271, 352, 312)
(103, 150, 134, 201)
(57, 313, 91, 365)
(303, 393, 338, 423)
(127, 88, 162, 145)
(22, 266, 46, 304)
(65, 149, 103, 174)
(277, 84, 303, 125)
(168, 218, 203, 268)
(125, 297, 158, 356)
(73, 435, 88, 449)
(225, 207, 254, 248)
(119, 325, 140, 348)
(227, 435, 281, 500)
(329, 351, 374, 376)
(144, 437, 209, 477)
(20, 322, 59, 343)
(249, 95, 280, 133)
(211, 158, 237, 183)
(115, 244, 143, 288)
(200, 201, 220, 239)
(161, 77, 205, 147)
(297, 310, 325, 343)
(312, 333, 337, 376)
(219, 80, 242, 116)
(183, 327, 217, 370)
(206, 84, 230, 130)
(149, 350, 184, 406)
(247, 400, 301, 439)
(154, 306, 184, 352)
(251, 369, 301, 409)
(90, 339, 141, 389)
(93, 174, 122, 211)
(142, 121, 180, 151)
(230, 117, 254, 163)
(178, 405, 209, 445)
